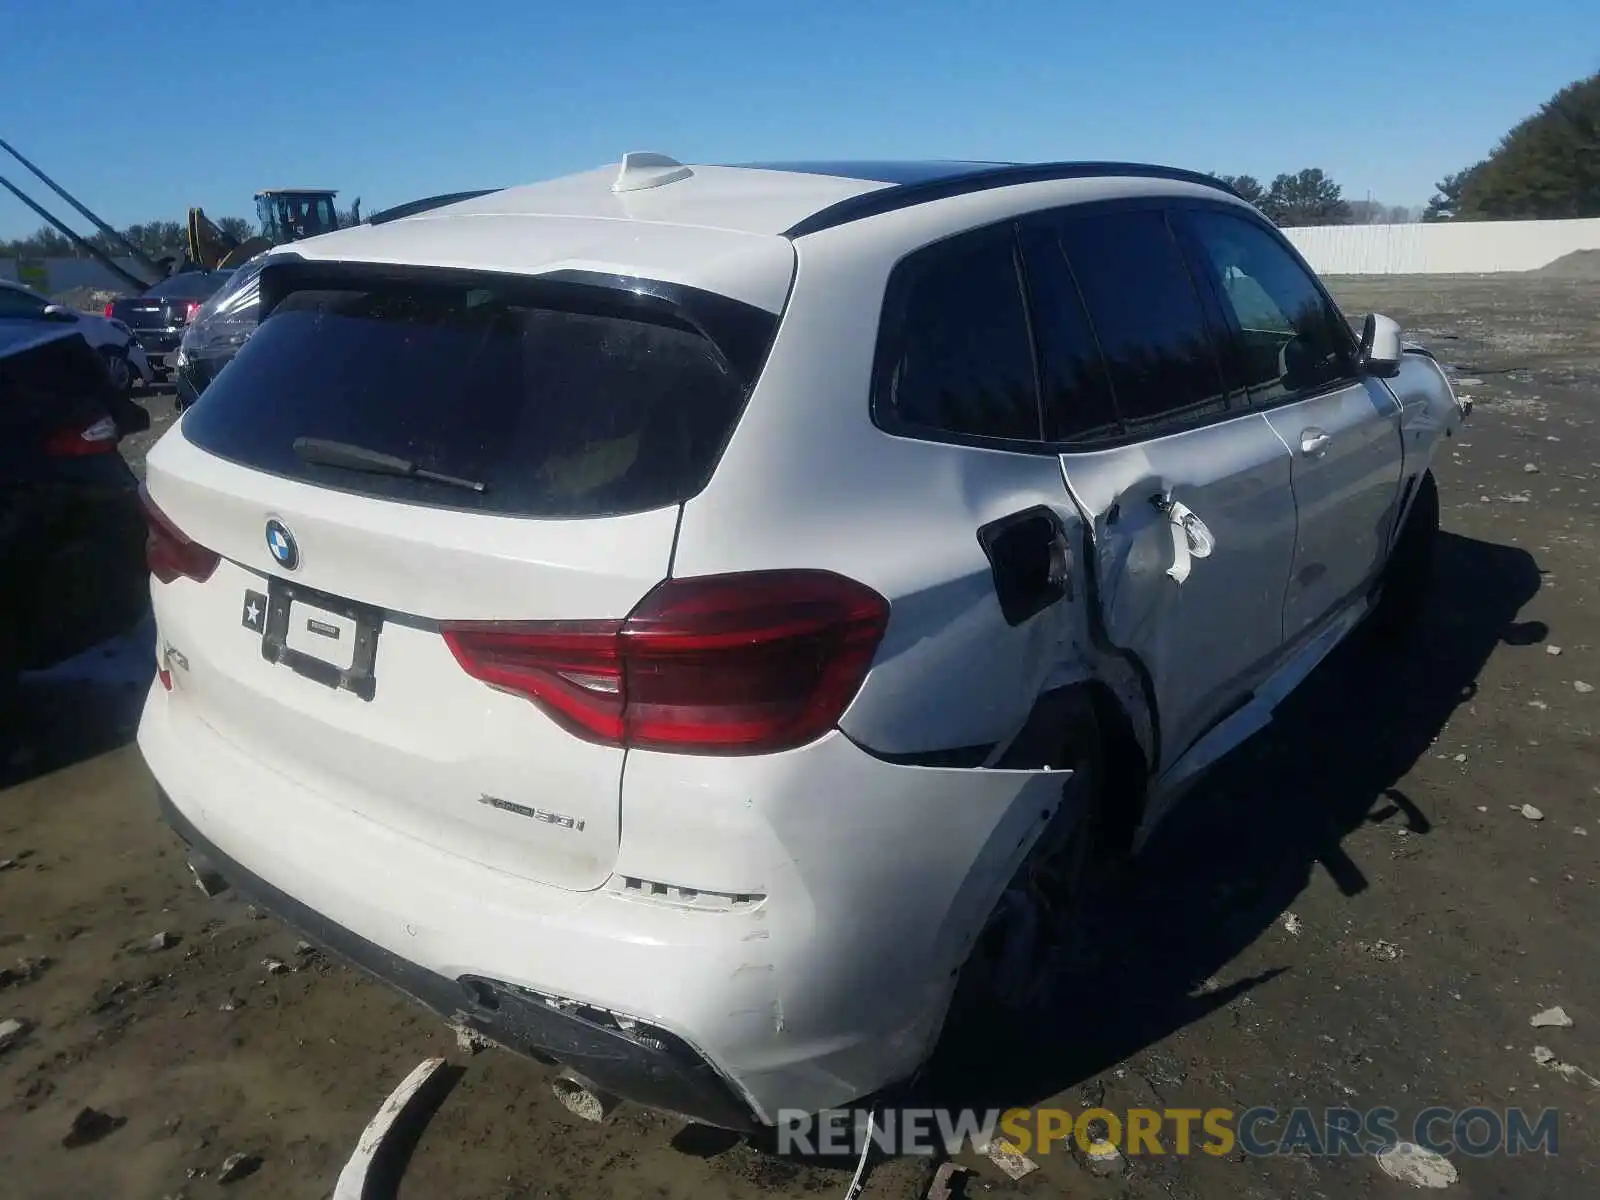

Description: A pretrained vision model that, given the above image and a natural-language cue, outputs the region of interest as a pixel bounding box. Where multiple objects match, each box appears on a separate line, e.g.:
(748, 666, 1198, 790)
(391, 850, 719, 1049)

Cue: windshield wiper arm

(292, 437, 487, 493)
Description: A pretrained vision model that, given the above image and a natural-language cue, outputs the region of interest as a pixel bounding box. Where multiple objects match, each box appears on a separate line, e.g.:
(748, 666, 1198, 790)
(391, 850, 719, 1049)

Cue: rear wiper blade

(292, 437, 487, 493)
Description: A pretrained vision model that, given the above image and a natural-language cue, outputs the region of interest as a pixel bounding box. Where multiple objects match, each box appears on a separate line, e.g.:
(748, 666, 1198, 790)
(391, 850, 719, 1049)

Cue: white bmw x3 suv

(137, 155, 1466, 1130)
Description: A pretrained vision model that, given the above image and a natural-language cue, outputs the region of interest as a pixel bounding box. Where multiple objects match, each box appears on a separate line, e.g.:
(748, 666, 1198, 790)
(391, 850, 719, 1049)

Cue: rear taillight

(184, 301, 201, 322)
(44, 415, 119, 457)
(442, 571, 890, 755)
(103, 302, 115, 317)
(139, 484, 220, 584)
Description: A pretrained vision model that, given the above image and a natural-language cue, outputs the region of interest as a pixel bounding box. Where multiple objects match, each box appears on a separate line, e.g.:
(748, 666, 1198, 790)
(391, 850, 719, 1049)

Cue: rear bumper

(138, 670, 1071, 1126)
(152, 785, 759, 1130)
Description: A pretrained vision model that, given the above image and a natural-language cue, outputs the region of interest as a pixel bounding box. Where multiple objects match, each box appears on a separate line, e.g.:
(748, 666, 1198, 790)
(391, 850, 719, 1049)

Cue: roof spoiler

(367, 189, 504, 226)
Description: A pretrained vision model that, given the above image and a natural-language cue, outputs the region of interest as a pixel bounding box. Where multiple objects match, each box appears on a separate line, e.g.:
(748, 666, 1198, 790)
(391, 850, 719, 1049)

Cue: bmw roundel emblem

(265, 519, 299, 570)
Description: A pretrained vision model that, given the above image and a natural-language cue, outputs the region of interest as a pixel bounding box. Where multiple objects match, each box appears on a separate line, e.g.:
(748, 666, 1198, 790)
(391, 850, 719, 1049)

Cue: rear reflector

(44, 415, 119, 457)
(139, 484, 220, 584)
(442, 571, 890, 755)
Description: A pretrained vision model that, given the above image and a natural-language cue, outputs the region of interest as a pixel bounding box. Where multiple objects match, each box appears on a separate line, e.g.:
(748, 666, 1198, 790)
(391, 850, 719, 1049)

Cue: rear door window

(181, 273, 768, 518)
(873, 226, 1043, 444)
(1180, 208, 1357, 404)
(1056, 209, 1231, 435)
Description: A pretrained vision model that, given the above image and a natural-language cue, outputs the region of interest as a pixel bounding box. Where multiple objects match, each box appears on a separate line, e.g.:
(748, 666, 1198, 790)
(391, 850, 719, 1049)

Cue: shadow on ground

(907, 528, 1542, 1121)
(0, 616, 155, 791)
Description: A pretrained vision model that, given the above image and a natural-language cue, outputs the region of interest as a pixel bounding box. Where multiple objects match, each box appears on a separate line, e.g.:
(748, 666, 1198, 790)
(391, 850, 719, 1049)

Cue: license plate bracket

(257, 577, 382, 701)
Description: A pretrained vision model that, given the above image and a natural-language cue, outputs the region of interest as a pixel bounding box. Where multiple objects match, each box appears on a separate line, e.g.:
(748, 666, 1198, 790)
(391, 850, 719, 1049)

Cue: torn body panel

(618, 733, 1073, 1117)
(1058, 410, 1299, 776)
(1386, 348, 1468, 531)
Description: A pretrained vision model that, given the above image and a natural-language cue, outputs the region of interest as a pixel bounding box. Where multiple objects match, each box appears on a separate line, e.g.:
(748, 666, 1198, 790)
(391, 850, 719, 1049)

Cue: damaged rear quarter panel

(616, 734, 1071, 1100)
(1388, 349, 1466, 484)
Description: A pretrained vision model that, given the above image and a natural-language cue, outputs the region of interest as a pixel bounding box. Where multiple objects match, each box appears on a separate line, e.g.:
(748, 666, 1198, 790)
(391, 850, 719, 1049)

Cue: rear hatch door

(144, 260, 778, 891)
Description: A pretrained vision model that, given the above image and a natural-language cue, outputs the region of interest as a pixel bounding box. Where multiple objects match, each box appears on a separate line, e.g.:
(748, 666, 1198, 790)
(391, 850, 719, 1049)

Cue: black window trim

(868, 218, 1056, 455)
(785, 161, 1245, 239)
(1165, 199, 1365, 415)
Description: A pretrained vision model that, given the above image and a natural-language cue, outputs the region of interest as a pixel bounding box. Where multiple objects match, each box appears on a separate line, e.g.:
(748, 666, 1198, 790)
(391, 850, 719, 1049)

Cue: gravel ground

(2, 274, 1597, 1199)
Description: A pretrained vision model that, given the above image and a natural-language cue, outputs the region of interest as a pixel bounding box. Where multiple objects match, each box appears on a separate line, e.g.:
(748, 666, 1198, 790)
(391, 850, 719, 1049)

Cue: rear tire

(99, 346, 133, 395)
(942, 727, 1108, 1026)
(1369, 470, 1439, 639)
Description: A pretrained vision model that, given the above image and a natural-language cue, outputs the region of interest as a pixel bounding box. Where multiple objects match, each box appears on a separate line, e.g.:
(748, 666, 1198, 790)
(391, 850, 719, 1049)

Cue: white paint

(1375, 1142, 1459, 1188)
(332, 1056, 449, 1200)
(1530, 1006, 1573, 1028)
(134, 158, 1465, 1129)
(1285, 217, 1600, 275)
(987, 1139, 1039, 1180)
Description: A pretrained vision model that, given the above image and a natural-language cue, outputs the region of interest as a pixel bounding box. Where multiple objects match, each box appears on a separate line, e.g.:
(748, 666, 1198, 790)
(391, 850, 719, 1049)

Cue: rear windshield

(180, 276, 761, 518)
(145, 272, 233, 300)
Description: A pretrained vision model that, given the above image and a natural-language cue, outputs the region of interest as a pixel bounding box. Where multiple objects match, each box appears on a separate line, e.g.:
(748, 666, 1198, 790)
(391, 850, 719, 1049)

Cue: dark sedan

(106, 269, 236, 380)
(1, 327, 150, 700)
(173, 257, 263, 411)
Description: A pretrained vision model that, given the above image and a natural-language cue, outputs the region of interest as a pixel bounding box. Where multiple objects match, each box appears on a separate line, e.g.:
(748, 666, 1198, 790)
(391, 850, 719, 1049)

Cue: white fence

(8, 218, 1600, 290)
(0, 255, 152, 295)
(1284, 218, 1600, 276)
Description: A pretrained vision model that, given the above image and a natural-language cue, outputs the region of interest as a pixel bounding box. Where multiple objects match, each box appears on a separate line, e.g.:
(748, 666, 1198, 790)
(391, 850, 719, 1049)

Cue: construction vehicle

(1, 138, 358, 283)
(186, 189, 355, 271)
(4, 138, 498, 289)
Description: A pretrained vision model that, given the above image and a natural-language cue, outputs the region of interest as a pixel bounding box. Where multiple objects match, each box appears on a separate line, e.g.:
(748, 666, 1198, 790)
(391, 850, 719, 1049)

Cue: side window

(1017, 226, 1120, 444)
(1056, 210, 1230, 433)
(875, 227, 1042, 443)
(1183, 209, 1357, 404)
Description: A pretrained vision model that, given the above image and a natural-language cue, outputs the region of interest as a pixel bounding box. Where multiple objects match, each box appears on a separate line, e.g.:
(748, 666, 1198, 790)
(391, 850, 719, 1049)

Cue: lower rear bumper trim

(153, 786, 762, 1131)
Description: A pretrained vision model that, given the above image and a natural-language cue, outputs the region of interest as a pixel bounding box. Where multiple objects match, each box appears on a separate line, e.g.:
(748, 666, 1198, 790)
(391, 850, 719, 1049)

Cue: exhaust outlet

(551, 1069, 620, 1123)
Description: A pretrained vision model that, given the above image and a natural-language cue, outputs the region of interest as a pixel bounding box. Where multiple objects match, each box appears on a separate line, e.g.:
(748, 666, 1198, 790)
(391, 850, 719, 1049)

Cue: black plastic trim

(152, 787, 761, 1131)
(366, 189, 502, 225)
(976, 505, 1071, 626)
(255, 258, 781, 390)
(842, 733, 996, 769)
(783, 161, 1242, 239)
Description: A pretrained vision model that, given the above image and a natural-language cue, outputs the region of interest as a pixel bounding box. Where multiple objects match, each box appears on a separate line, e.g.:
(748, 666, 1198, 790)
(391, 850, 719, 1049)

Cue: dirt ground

(3, 274, 1598, 1199)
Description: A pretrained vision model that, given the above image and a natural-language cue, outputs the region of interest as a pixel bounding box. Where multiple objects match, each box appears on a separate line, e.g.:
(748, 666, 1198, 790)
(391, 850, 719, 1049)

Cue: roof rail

(782, 161, 1243, 238)
(612, 152, 693, 194)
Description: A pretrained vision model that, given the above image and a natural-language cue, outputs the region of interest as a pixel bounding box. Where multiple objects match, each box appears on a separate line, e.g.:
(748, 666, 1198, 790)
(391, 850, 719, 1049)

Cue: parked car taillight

(442, 571, 890, 755)
(43, 415, 119, 457)
(184, 302, 201, 323)
(103, 302, 115, 318)
(139, 484, 220, 584)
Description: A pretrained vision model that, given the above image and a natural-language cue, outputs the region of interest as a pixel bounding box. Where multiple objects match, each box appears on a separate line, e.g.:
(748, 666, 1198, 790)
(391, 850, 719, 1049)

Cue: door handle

(1300, 429, 1331, 457)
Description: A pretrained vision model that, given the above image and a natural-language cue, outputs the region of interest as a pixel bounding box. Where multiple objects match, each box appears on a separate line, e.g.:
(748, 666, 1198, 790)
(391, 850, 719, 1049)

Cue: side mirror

(41, 304, 77, 323)
(1359, 313, 1404, 377)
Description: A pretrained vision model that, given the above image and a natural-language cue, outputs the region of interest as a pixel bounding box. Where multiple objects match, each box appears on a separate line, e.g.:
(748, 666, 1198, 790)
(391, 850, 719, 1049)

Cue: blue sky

(3, 0, 1595, 238)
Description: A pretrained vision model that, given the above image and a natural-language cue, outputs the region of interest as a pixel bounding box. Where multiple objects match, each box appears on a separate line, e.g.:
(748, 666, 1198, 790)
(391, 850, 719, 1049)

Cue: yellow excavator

(188, 189, 355, 269)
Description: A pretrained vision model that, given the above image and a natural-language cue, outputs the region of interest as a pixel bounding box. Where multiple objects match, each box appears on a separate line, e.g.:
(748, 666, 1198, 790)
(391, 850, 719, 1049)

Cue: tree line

(1206, 169, 1415, 227)
(0, 217, 255, 261)
(1423, 70, 1599, 221)
(1, 202, 362, 261)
